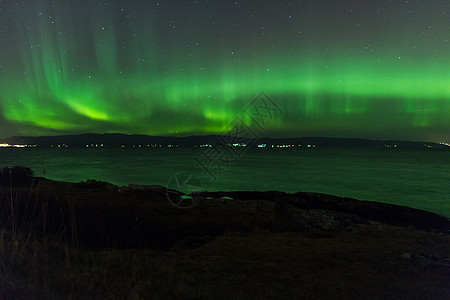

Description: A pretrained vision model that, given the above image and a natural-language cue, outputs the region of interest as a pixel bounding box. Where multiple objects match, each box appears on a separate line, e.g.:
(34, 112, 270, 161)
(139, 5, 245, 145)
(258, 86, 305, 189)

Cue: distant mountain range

(1, 133, 448, 149)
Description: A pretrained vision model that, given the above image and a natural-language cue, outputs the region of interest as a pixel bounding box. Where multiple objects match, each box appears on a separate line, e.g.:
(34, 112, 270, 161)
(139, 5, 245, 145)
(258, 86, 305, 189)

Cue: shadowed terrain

(1, 175, 449, 299)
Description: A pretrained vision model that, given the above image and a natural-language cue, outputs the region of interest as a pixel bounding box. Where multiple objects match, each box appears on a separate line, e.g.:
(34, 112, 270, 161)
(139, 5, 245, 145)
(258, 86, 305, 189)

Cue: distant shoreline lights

(0, 143, 32, 148)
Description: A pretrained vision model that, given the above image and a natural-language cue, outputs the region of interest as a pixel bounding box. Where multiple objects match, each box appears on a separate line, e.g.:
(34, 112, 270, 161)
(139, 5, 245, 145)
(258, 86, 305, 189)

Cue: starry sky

(0, 0, 448, 141)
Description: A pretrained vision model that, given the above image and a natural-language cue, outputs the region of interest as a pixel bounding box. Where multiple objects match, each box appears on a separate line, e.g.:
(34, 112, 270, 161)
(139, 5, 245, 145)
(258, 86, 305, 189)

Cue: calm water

(1, 147, 449, 217)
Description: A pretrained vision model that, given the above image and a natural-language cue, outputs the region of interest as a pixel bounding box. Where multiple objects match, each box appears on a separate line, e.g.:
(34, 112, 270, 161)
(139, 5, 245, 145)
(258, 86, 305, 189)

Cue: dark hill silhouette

(1, 133, 447, 149)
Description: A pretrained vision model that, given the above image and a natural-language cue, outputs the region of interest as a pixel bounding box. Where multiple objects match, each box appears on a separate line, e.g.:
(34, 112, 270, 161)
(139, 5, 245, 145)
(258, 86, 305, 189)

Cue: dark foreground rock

(1, 178, 450, 299)
(196, 190, 450, 234)
(1, 178, 449, 250)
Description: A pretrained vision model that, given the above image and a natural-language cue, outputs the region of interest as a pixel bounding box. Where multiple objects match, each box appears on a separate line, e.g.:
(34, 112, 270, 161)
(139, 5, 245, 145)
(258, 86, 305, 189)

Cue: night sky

(0, 0, 448, 141)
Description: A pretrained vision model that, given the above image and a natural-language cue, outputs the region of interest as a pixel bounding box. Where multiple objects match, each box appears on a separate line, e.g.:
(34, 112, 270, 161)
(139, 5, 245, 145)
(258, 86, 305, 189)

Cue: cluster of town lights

(0, 143, 29, 148)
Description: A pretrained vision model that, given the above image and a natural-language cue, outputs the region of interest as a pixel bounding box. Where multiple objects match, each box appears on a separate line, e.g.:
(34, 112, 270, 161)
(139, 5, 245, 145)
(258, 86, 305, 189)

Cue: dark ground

(0, 178, 449, 299)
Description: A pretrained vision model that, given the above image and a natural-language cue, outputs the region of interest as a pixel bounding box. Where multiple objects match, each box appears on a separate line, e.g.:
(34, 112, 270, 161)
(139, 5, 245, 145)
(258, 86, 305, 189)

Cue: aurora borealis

(0, 1, 449, 141)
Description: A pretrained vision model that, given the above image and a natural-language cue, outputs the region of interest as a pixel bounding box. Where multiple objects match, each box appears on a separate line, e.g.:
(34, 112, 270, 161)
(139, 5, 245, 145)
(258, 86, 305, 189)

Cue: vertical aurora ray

(0, 0, 448, 141)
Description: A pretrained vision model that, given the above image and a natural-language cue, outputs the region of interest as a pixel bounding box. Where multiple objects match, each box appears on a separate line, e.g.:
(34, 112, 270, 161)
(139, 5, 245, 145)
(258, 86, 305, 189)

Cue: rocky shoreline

(197, 190, 450, 233)
(1, 177, 450, 298)
(4, 177, 448, 249)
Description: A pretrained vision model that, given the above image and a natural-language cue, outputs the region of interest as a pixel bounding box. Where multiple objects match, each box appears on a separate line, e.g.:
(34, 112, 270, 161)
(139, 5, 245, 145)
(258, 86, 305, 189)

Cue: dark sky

(0, 0, 449, 141)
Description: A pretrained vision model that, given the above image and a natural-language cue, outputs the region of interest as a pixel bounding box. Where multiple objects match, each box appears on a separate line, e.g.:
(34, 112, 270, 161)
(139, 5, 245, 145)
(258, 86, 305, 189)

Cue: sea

(1, 147, 449, 217)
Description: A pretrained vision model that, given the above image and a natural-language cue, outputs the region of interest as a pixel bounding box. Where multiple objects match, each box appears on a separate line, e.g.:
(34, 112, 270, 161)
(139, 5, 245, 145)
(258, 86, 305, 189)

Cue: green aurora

(0, 1, 449, 141)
